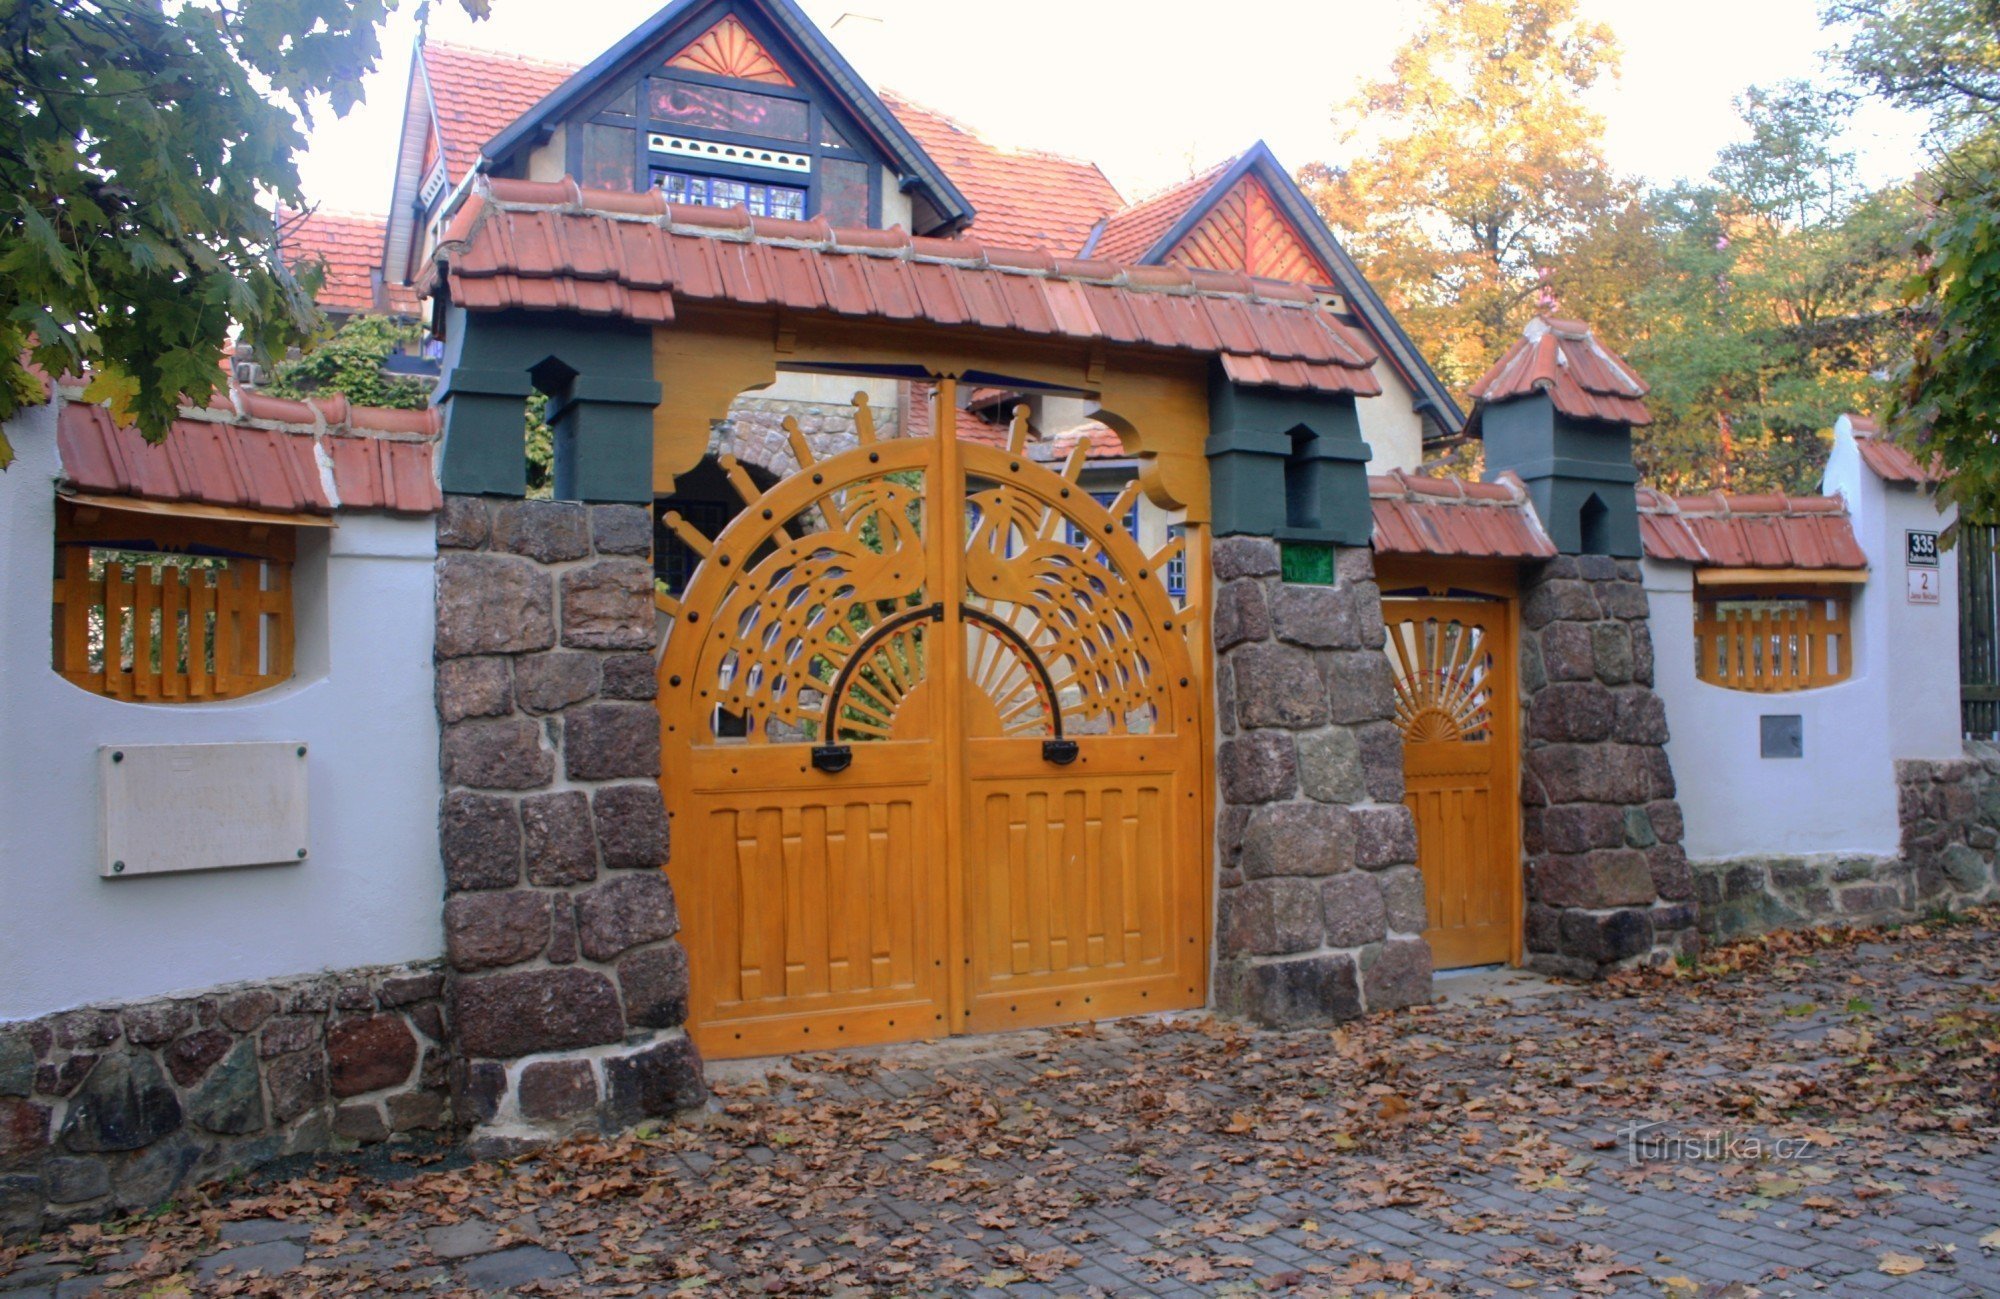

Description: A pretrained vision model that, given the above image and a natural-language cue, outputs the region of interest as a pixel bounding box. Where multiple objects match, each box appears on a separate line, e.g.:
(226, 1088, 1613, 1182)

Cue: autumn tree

(1826, 0, 2000, 521)
(1301, 0, 1630, 391)
(0, 0, 488, 469)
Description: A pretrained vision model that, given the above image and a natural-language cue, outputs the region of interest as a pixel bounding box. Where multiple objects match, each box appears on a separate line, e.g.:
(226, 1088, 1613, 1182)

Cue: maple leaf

(1877, 1252, 1927, 1275)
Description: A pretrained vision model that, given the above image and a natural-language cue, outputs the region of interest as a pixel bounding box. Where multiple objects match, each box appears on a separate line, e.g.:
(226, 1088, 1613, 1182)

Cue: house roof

(1635, 488, 1866, 570)
(480, 0, 974, 235)
(420, 42, 579, 185)
(1369, 471, 1557, 560)
(1471, 315, 1651, 426)
(1845, 414, 1947, 486)
(879, 91, 1123, 252)
(55, 388, 442, 517)
(1088, 162, 1232, 264)
(1083, 144, 1464, 439)
(277, 208, 420, 317)
(431, 177, 1386, 396)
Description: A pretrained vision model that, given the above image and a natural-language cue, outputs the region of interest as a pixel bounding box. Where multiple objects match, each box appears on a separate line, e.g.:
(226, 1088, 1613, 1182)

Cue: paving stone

(459, 1245, 578, 1290)
(193, 1239, 304, 1281)
(425, 1218, 503, 1259)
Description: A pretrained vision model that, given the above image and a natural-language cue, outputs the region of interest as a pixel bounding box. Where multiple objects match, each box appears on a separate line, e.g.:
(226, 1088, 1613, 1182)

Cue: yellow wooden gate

(1380, 580, 1521, 969)
(657, 382, 1208, 1059)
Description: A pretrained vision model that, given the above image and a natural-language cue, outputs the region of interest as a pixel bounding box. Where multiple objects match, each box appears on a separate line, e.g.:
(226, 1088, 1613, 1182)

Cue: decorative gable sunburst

(1167, 176, 1331, 286)
(667, 15, 794, 86)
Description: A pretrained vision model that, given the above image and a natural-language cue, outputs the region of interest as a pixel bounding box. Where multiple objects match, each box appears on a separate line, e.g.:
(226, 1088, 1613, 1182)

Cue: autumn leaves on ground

(1, 908, 1995, 1297)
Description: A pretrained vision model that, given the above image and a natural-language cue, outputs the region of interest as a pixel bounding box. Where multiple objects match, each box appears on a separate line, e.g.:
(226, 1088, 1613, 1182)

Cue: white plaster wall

(0, 402, 444, 1022)
(1357, 364, 1423, 473)
(1646, 559, 1900, 858)
(1825, 415, 1961, 760)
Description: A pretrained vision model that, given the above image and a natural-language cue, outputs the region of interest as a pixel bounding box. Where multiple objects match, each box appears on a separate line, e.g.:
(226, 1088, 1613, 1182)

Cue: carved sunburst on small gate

(1385, 616, 1493, 743)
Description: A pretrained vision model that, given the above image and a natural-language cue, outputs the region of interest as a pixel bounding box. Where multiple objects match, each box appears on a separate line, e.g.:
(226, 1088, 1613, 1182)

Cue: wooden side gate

(1961, 522, 2000, 739)
(657, 382, 1208, 1059)
(1376, 562, 1522, 969)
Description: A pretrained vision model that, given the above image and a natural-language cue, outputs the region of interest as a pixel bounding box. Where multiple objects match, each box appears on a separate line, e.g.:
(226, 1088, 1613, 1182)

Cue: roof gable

(480, 0, 972, 234)
(666, 14, 792, 84)
(1168, 174, 1332, 285)
(421, 42, 578, 186)
(1097, 144, 1464, 438)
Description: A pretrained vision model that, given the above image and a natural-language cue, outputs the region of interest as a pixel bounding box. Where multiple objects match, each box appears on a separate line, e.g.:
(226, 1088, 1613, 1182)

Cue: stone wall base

(1690, 745, 2000, 944)
(0, 962, 448, 1243)
(452, 1029, 704, 1159)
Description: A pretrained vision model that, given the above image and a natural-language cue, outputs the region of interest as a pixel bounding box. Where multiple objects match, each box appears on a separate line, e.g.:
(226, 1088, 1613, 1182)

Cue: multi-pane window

(1165, 524, 1187, 600)
(1068, 492, 1140, 554)
(656, 170, 806, 220)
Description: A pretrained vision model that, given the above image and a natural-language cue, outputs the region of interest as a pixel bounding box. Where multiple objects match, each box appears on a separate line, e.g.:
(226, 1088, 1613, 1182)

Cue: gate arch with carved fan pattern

(657, 381, 1208, 1059)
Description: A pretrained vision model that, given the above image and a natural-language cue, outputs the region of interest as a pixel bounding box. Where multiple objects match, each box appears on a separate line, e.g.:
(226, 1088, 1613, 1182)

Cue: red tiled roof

(56, 389, 441, 516)
(879, 91, 1123, 251)
(421, 43, 579, 183)
(1089, 162, 1232, 263)
(432, 177, 1387, 396)
(1635, 488, 1866, 570)
(1047, 420, 1126, 461)
(1845, 414, 1946, 485)
(277, 208, 419, 316)
(1471, 316, 1651, 426)
(1369, 471, 1557, 560)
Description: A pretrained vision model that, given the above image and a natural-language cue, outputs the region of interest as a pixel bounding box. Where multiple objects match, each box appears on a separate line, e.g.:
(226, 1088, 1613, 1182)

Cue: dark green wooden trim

(1480, 393, 1643, 558)
(434, 307, 662, 502)
(1206, 370, 1374, 545)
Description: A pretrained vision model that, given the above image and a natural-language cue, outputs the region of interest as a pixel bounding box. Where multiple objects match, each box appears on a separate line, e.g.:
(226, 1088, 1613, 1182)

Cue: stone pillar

(1210, 536, 1432, 1026)
(434, 495, 702, 1153)
(1518, 555, 1698, 975)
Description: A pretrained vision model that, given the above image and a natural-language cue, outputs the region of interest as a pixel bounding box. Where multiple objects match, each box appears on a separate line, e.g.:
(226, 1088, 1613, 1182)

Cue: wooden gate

(1960, 523, 2000, 739)
(657, 382, 1208, 1059)
(1379, 575, 1520, 969)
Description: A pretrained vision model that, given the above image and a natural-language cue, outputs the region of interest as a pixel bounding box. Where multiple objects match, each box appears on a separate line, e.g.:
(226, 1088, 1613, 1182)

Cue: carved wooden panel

(666, 16, 794, 86)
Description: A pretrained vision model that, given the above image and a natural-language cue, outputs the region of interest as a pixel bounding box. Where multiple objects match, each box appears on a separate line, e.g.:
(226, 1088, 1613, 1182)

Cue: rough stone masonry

(434, 495, 704, 1152)
(1518, 554, 1699, 976)
(1209, 537, 1434, 1026)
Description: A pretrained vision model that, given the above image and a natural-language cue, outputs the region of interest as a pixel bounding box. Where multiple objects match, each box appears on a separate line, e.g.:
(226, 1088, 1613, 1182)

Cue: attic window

(657, 170, 805, 220)
(651, 81, 807, 142)
(1695, 586, 1853, 693)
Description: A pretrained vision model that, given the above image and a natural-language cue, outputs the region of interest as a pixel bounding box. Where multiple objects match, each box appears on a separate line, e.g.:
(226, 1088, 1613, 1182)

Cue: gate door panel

(1383, 595, 1520, 969)
(660, 385, 1207, 1059)
(958, 446, 1205, 1034)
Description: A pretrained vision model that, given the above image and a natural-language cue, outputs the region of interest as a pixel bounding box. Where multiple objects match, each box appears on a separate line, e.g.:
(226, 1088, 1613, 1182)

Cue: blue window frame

(1165, 524, 1187, 600)
(1069, 491, 1140, 553)
(655, 169, 806, 220)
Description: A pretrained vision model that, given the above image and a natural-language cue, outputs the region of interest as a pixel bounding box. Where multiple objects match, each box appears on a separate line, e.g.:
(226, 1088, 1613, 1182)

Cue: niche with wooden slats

(1694, 587, 1852, 692)
(51, 500, 297, 703)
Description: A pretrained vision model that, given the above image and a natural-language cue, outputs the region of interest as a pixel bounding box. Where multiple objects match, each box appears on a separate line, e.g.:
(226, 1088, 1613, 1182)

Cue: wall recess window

(656, 170, 805, 220)
(1694, 585, 1853, 692)
(820, 156, 869, 226)
(52, 501, 298, 703)
(651, 80, 808, 141)
(581, 122, 637, 190)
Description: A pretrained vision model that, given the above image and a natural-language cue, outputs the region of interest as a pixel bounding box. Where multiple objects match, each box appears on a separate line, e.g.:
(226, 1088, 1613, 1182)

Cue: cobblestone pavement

(2, 913, 1997, 1297)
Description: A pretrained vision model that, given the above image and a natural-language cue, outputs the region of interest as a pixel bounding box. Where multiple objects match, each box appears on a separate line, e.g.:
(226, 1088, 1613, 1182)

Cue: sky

(297, 0, 1931, 215)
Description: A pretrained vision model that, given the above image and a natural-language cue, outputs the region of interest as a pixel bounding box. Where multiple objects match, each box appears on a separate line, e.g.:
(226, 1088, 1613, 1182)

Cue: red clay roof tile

(1845, 414, 1947, 485)
(420, 43, 579, 183)
(1368, 471, 1557, 560)
(1090, 162, 1233, 263)
(1471, 316, 1651, 426)
(55, 389, 441, 516)
(1635, 488, 1866, 569)
(878, 91, 1124, 250)
(278, 208, 416, 316)
(432, 177, 1386, 396)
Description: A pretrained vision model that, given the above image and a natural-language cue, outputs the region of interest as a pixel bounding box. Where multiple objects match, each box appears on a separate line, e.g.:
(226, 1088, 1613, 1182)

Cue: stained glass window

(651, 80, 808, 141)
(580, 123, 635, 190)
(819, 157, 869, 226)
(656, 170, 806, 221)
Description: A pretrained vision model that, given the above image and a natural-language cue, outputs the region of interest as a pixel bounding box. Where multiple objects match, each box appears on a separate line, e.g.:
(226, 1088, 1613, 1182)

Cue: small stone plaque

(1759, 714, 1803, 760)
(1280, 542, 1336, 586)
(100, 742, 309, 877)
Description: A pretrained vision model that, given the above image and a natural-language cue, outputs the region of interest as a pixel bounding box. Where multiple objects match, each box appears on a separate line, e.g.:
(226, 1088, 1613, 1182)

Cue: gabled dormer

(1087, 143, 1467, 451)
(480, 0, 969, 233)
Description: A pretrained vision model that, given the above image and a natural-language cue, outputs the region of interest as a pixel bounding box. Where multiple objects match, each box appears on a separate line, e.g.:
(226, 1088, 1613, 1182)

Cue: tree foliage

(264, 314, 429, 410)
(1307, 0, 1921, 496)
(1824, 0, 2000, 522)
(0, 0, 487, 454)
(1302, 0, 1629, 391)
